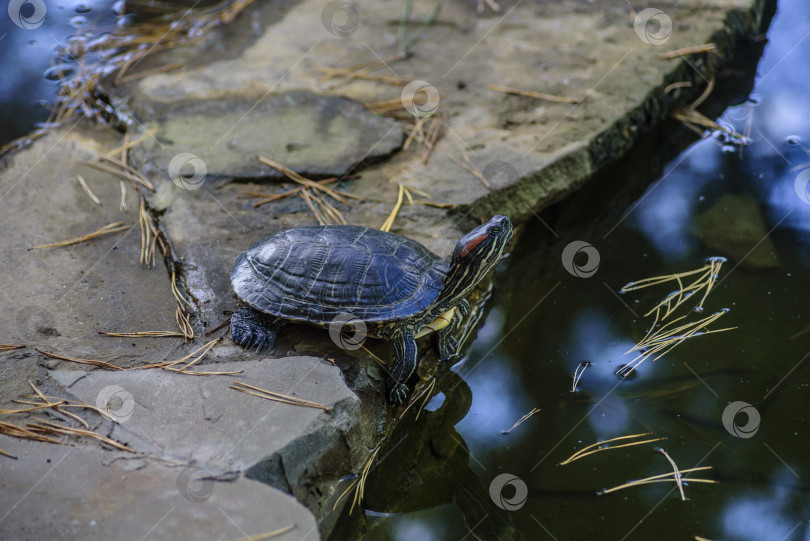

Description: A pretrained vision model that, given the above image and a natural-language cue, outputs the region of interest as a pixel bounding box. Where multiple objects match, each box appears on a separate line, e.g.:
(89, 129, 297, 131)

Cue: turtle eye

(489, 226, 502, 235)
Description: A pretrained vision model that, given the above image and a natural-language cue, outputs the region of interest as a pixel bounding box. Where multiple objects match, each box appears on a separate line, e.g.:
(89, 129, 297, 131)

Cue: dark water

(0, 0, 122, 145)
(346, 0, 810, 539)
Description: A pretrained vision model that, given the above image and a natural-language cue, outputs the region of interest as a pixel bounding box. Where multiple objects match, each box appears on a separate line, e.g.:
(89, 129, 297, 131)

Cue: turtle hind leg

(435, 299, 470, 361)
(387, 333, 418, 405)
(231, 307, 286, 352)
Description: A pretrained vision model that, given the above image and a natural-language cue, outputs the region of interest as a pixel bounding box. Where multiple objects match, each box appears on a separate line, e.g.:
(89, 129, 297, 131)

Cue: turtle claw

(231, 307, 279, 352)
(437, 336, 459, 361)
(387, 381, 410, 405)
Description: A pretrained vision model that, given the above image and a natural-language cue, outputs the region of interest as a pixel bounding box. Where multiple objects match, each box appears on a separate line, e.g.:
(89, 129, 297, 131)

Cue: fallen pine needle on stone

(36, 349, 125, 370)
(30, 222, 130, 250)
(0, 344, 25, 352)
(229, 381, 331, 411)
(224, 525, 296, 541)
(28, 418, 135, 453)
(98, 330, 186, 338)
(658, 43, 716, 59)
(559, 433, 666, 465)
(488, 84, 583, 104)
(502, 407, 541, 435)
(77, 174, 101, 205)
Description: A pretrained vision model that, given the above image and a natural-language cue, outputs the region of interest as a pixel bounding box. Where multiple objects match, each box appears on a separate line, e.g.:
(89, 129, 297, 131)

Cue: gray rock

(130, 91, 403, 183)
(48, 357, 359, 479)
(0, 436, 319, 541)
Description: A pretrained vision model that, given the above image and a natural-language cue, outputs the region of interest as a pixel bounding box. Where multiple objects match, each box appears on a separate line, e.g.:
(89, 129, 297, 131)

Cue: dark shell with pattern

(230, 225, 450, 324)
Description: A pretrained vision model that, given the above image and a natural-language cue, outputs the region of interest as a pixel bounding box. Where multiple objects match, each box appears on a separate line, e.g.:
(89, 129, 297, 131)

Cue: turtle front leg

(435, 299, 470, 360)
(231, 307, 286, 351)
(387, 333, 418, 405)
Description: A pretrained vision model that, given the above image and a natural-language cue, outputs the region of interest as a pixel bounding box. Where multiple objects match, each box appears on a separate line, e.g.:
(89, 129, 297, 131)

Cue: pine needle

(488, 84, 583, 104)
(502, 407, 541, 435)
(559, 433, 666, 466)
(380, 184, 406, 232)
(36, 349, 125, 370)
(229, 381, 331, 411)
(98, 331, 186, 338)
(659, 43, 716, 59)
(0, 344, 25, 352)
(399, 377, 436, 420)
(571, 361, 592, 392)
(223, 525, 296, 541)
(659, 448, 686, 500)
(448, 152, 491, 188)
(598, 466, 716, 496)
(30, 222, 130, 250)
(77, 175, 101, 205)
(332, 444, 382, 514)
(28, 419, 135, 453)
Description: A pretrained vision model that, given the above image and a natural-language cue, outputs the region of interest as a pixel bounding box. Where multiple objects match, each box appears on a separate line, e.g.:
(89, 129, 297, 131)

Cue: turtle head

(444, 216, 512, 299)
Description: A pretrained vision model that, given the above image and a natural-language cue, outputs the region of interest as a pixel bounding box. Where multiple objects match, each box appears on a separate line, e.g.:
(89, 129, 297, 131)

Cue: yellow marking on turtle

(415, 307, 456, 339)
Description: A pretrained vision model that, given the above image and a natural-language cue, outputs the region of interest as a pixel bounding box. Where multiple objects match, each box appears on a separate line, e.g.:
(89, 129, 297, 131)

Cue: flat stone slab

(49, 356, 359, 479)
(131, 91, 403, 182)
(0, 436, 319, 541)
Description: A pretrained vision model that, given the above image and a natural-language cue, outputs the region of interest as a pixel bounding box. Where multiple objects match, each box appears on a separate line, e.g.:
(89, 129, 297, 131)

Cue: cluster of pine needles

(0, 381, 134, 458)
(617, 257, 734, 376)
(559, 433, 716, 500)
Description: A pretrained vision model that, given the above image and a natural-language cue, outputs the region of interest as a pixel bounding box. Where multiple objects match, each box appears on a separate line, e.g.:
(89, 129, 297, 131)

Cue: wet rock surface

(0, 0, 771, 538)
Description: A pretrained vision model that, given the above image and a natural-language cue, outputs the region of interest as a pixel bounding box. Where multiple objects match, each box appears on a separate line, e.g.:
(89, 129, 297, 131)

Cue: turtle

(230, 215, 513, 404)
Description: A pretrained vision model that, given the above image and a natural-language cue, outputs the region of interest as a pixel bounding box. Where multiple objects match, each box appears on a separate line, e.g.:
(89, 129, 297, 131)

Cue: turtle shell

(231, 225, 450, 324)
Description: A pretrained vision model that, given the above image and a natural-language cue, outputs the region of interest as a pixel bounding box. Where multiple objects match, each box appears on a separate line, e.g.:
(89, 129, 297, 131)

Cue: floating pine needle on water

(502, 407, 541, 435)
(598, 466, 716, 496)
(229, 381, 331, 412)
(30, 222, 130, 250)
(571, 361, 592, 392)
(620, 257, 727, 319)
(559, 433, 666, 466)
(617, 309, 735, 376)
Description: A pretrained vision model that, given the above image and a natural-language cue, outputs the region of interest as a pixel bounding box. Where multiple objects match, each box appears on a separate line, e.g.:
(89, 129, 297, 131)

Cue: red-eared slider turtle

(230, 215, 513, 404)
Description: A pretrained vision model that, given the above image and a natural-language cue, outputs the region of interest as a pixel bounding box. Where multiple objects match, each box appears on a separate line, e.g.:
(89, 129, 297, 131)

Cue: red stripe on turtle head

(460, 234, 487, 257)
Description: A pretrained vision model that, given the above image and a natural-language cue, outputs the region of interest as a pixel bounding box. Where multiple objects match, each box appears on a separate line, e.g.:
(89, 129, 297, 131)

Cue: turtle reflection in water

(229, 215, 513, 404)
